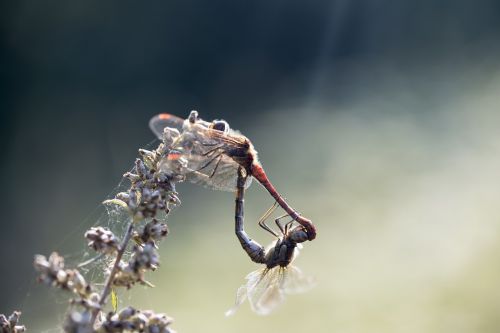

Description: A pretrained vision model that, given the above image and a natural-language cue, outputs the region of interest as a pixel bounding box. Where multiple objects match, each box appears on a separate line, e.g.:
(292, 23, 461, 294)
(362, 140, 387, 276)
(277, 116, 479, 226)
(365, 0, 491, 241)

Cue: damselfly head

(287, 226, 309, 244)
(209, 120, 230, 133)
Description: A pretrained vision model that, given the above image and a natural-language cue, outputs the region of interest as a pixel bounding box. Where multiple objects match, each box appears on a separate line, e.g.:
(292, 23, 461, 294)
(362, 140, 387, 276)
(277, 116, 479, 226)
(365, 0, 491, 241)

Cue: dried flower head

(129, 242, 160, 271)
(63, 310, 93, 333)
(98, 308, 175, 333)
(33, 252, 65, 282)
(110, 261, 141, 289)
(70, 292, 101, 311)
(85, 227, 119, 254)
(34, 253, 91, 297)
(110, 242, 159, 289)
(108, 152, 179, 222)
(0, 311, 25, 333)
(134, 219, 169, 246)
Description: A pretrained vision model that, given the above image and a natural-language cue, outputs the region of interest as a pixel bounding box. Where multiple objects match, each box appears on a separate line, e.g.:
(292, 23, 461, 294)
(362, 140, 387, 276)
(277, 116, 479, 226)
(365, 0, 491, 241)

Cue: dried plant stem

(34, 141, 176, 332)
(90, 219, 135, 326)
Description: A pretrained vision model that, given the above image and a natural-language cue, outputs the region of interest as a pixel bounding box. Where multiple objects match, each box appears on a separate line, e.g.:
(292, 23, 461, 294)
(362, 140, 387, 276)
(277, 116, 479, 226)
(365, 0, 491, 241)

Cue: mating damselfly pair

(149, 111, 317, 315)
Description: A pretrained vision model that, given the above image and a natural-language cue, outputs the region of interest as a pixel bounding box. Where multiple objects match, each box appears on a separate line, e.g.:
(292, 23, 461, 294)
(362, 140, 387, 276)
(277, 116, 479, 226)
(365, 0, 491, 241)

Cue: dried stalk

(90, 219, 135, 326)
(34, 139, 177, 332)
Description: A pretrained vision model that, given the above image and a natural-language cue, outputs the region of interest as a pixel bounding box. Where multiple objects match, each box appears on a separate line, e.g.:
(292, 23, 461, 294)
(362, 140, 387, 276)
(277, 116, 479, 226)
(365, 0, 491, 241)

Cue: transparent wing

(226, 265, 315, 316)
(159, 148, 252, 192)
(184, 154, 253, 192)
(225, 268, 278, 316)
(246, 267, 286, 315)
(281, 265, 316, 295)
(149, 113, 185, 140)
(225, 284, 248, 317)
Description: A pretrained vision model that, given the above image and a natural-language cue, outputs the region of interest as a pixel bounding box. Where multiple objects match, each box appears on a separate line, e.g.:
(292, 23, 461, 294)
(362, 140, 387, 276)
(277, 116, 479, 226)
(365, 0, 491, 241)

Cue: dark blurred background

(2, 1, 500, 332)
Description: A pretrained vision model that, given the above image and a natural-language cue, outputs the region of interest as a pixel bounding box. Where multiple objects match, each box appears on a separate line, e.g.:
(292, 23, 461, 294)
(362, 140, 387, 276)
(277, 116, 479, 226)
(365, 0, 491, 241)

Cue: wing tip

(224, 309, 236, 317)
(158, 113, 172, 120)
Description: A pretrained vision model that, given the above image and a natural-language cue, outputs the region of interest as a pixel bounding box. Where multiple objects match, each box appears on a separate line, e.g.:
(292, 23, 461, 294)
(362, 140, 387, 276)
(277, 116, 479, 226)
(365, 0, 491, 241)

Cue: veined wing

(184, 154, 253, 192)
(247, 267, 286, 315)
(149, 113, 185, 140)
(226, 265, 315, 316)
(159, 139, 252, 191)
(225, 268, 282, 316)
(281, 265, 316, 294)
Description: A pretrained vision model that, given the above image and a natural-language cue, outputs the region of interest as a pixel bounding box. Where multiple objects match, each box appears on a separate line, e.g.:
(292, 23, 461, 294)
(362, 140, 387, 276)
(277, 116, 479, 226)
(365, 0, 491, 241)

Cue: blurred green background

(2, 1, 500, 332)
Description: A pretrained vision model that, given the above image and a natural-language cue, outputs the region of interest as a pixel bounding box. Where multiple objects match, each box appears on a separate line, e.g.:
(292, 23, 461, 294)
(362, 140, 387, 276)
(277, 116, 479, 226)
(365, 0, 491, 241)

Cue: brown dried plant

(30, 136, 179, 332)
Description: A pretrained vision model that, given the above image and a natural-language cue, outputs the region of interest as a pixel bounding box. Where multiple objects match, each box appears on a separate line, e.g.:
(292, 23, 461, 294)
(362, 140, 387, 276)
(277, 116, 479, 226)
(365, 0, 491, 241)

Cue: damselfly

(225, 167, 314, 315)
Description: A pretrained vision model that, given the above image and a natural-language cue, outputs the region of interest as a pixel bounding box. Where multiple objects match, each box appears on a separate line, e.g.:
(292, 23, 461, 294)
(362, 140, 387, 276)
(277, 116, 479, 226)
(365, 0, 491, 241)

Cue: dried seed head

(109, 243, 160, 289)
(142, 187, 152, 201)
(115, 192, 130, 202)
(162, 127, 180, 147)
(139, 149, 157, 169)
(141, 311, 175, 333)
(168, 193, 180, 205)
(57, 270, 68, 284)
(139, 219, 169, 244)
(89, 292, 100, 304)
(131, 312, 148, 330)
(111, 262, 139, 289)
(118, 306, 136, 320)
(64, 311, 93, 333)
(138, 148, 155, 159)
(151, 190, 161, 201)
(34, 253, 91, 298)
(34, 252, 65, 286)
(84, 227, 119, 254)
(98, 308, 175, 333)
(123, 172, 140, 183)
(0, 311, 25, 333)
(135, 159, 147, 178)
(128, 190, 138, 210)
(130, 242, 160, 271)
(72, 270, 90, 296)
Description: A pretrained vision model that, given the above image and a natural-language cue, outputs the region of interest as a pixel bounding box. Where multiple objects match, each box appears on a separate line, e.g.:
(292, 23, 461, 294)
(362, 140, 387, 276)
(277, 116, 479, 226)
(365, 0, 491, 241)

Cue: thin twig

(90, 219, 135, 326)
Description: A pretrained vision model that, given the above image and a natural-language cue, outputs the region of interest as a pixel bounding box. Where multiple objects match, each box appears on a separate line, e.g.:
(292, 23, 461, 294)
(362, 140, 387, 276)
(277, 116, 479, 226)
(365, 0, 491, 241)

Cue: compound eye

(211, 120, 229, 133)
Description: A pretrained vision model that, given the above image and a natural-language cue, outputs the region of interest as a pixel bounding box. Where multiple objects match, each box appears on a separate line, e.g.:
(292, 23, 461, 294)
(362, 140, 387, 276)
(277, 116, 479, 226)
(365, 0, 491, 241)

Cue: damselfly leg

(189, 143, 226, 178)
(257, 202, 279, 237)
(274, 213, 294, 235)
